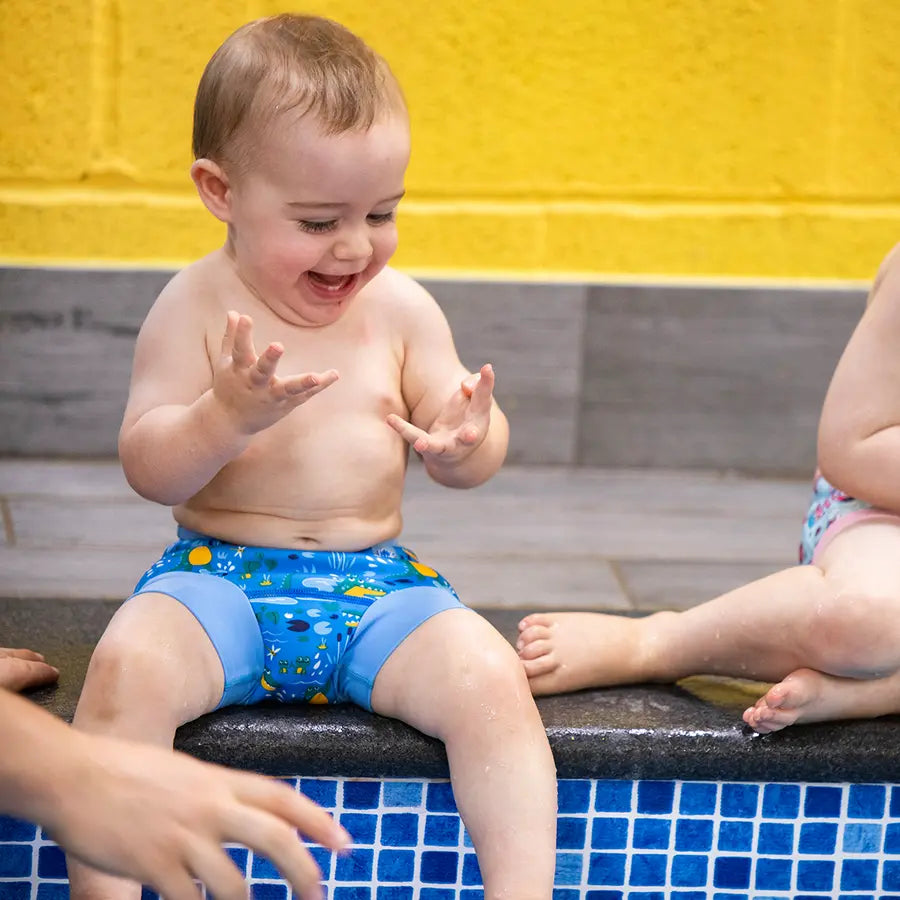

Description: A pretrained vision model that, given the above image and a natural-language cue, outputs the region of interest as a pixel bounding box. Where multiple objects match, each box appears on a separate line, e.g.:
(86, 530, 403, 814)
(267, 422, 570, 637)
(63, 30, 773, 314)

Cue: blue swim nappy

(132, 528, 464, 711)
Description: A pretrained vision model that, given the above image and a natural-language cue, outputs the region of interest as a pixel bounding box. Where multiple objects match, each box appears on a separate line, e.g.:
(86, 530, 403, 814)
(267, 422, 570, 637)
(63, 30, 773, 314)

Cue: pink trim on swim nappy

(812, 508, 900, 564)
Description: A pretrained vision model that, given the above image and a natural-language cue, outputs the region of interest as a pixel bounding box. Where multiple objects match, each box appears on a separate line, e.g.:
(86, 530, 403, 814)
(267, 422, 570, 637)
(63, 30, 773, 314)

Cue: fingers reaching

(386, 414, 431, 453)
(0, 650, 60, 692)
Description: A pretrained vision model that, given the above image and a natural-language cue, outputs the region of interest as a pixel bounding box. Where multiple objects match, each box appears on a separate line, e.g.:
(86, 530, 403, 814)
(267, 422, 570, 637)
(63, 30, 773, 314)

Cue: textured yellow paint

(3, 0, 900, 278)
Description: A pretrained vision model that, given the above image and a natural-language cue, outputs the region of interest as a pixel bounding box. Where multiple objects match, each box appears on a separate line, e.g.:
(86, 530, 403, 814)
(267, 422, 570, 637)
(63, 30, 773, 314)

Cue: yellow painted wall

(2, 0, 900, 279)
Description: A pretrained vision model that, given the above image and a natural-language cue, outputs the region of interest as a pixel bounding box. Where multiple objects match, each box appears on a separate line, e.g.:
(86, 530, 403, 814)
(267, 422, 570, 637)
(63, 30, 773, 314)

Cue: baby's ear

(191, 159, 232, 222)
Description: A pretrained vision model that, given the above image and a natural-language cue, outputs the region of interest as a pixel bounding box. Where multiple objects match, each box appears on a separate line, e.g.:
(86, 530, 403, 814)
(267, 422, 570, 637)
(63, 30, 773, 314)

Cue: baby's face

(225, 110, 410, 327)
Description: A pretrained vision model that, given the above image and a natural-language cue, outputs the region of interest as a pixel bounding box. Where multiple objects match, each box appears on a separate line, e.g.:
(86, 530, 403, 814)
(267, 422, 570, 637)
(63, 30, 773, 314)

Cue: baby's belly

(174, 503, 404, 551)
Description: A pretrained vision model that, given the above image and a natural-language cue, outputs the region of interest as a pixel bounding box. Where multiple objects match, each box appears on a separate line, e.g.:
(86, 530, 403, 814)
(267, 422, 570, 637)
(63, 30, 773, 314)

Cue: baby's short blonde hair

(192, 13, 406, 171)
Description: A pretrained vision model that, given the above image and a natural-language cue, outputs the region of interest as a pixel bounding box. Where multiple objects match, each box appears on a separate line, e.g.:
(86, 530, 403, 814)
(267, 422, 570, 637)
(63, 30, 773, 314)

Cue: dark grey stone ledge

(7, 597, 900, 784)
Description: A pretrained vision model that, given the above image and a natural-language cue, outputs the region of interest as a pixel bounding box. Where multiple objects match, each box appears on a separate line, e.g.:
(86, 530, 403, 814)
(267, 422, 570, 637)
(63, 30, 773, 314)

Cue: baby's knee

(807, 589, 900, 676)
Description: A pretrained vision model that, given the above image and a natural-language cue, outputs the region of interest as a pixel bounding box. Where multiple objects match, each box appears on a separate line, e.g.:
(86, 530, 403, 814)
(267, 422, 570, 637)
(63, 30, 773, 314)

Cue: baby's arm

(120, 285, 337, 505)
(818, 242, 900, 509)
(388, 277, 509, 488)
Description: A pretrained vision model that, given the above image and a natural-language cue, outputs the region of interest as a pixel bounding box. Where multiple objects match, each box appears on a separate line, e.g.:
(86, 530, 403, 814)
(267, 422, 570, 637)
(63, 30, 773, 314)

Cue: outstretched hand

(214, 311, 339, 435)
(387, 364, 495, 464)
(0, 648, 59, 692)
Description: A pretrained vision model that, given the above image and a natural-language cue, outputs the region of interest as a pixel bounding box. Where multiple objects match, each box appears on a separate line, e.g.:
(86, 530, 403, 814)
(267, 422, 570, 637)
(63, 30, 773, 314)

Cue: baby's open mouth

(308, 271, 354, 291)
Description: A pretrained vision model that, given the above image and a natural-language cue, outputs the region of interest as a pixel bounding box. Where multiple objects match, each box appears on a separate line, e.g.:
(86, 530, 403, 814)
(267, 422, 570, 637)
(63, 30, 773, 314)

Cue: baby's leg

(68, 592, 225, 900)
(742, 521, 900, 732)
(517, 565, 829, 694)
(371, 608, 557, 900)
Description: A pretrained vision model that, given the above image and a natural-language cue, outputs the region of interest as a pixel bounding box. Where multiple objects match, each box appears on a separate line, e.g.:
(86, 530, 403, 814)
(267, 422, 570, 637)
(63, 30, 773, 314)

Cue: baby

(70, 14, 556, 900)
(518, 243, 900, 736)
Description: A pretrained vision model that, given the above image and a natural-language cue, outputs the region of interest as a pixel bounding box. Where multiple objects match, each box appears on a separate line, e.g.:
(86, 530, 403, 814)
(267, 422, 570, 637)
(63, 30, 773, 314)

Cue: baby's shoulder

(146, 252, 230, 323)
(367, 266, 441, 320)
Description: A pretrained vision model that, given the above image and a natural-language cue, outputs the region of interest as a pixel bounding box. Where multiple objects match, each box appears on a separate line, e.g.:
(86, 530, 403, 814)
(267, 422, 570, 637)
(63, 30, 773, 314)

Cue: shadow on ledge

(6, 597, 900, 784)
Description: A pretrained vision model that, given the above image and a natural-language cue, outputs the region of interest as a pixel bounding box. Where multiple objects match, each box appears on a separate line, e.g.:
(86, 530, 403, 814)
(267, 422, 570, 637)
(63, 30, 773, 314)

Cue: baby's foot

(743, 667, 900, 734)
(516, 612, 644, 696)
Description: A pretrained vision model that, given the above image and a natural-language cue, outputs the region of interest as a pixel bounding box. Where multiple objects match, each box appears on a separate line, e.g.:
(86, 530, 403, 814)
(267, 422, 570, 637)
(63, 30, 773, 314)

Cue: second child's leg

(518, 521, 900, 729)
(371, 608, 557, 900)
(68, 592, 226, 900)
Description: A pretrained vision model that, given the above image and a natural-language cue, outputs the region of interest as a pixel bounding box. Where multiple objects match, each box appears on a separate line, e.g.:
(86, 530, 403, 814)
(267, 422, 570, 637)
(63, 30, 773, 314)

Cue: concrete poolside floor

(0, 458, 809, 611)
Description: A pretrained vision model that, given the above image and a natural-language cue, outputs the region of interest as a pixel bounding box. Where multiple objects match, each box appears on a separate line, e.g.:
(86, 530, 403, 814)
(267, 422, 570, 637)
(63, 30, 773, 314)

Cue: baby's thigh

(369, 604, 526, 736)
(819, 519, 900, 599)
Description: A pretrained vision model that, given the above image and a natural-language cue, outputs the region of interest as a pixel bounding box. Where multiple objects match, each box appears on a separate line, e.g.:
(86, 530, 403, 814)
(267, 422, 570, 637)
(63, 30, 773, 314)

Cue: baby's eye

(367, 211, 396, 226)
(297, 220, 337, 234)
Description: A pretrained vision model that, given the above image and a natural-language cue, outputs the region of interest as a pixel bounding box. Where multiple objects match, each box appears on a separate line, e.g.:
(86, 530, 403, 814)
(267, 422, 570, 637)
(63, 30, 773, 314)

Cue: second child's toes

(517, 639, 553, 661)
(517, 613, 553, 632)
(522, 655, 558, 678)
(516, 624, 551, 648)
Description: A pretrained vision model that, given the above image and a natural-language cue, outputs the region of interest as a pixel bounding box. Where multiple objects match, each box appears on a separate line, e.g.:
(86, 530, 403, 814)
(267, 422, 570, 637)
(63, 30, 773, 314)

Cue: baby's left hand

(387, 364, 495, 464)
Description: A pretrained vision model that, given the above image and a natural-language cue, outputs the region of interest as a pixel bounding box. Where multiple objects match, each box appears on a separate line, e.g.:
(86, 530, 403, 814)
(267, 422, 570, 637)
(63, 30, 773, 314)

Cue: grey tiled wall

(0, 267, 865, 474)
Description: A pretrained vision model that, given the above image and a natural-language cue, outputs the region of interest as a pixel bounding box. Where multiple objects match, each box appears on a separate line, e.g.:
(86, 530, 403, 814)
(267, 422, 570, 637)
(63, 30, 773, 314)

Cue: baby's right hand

(213, 312, 339, 435)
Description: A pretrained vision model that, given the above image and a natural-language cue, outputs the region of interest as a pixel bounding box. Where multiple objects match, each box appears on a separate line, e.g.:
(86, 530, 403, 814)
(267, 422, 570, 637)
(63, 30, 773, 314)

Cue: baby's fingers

(467, 364, 495, 414)
(231, 314, 258, 368)
(282, 369, 340, 398)
(386, 414, 431, 453)
(249, 343, 284, 386)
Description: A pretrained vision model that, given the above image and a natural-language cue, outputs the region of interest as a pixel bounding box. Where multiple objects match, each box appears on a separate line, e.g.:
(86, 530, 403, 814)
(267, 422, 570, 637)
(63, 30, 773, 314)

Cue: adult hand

(214, 311, 340, 435)
(48, 732, 350, 900)
(387, 363, 495, 464)
(0, 648, 59, 691)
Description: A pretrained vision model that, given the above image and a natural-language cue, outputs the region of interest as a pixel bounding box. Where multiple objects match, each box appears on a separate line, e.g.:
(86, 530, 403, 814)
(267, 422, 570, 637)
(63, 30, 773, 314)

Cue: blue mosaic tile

(797, 859, 835, 892)
(251, 885, 289, 900)
(637, 781, 675, 815)
(225, 846, 249, 873)
(38, 845, 67, 878)
(382, 782, 423, 808)
(380, 813, 417, 847)
(344, 781, 381, 809)
(341, 812, 378, 845)
(251, 852, 282, 879)
(887, 822, 900, 854)
(461, 853, 481, 885)
(555, 852, 584, 885)
(1, 884, 32, 900)
(376, 887, 413, 900)
(718, 821, 753, 852)
(553, 890, 582, 900)
(757, 822, 794, 855)
(587, 852, 627, 885)
(420, 850, 459, 884)
(558, 780, 592, 813)
(309, 845, 334, 879)
(720, 784, 759, 819)
(584, 889, 624, 899)
(884, 859, 900, 890)
(335, 848, 373, 881)
(425, 782, 457, 813)
(841, 858, 878, 891)
(798, 821, 837, 854)
(629, 853, 667, 886)
(299, 777, 338, 807)
(804, 785, 842, 817)
(0, 844, 32, 877)
(675, 818, 713, 852)
(36, 886, 69, 900)
(679, 782, 717, 815)
(843, 821, 882, 853)
(591, 817, 628, 850)
(419, 890, 454, 900)
(594, 780, 632, 813)
(459, 891, 484, 900)
(633, 817, 670, 849)
(762, 783, 800, 819)
(755, 857, 792, 891)
(376, 849, 415, 882)
(849, 784, 886, 818)
(0, 817, 36, 841)
(671, 854, 708, 887)
(557, 816, 587, 849)
(713, 856, 751, 890)
(424, 814, 459, 846)
(334, 889, 371, 900)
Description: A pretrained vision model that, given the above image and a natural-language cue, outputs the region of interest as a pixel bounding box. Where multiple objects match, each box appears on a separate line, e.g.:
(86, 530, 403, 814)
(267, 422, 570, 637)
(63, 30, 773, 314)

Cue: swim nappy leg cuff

(337, 585, 466, 710)
(131, 571, 264, 708)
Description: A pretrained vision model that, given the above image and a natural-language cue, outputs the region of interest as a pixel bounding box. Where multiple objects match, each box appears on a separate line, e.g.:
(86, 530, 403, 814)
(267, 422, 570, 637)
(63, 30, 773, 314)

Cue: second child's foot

(743, 667, 900, 734)
(516, 612, 647, 696)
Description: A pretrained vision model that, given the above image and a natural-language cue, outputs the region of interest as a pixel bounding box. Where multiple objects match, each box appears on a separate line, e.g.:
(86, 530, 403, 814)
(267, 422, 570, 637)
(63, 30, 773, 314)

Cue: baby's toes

(518, 638, 554, 661)
(521, 654, 559, 678)
(516, 624, 552, 650)
(517, 612, 554, 632)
